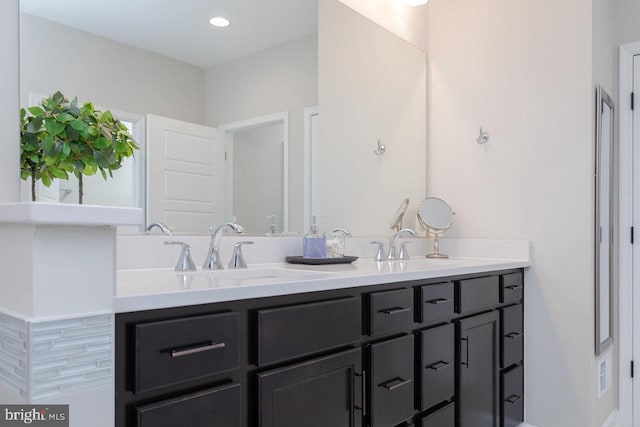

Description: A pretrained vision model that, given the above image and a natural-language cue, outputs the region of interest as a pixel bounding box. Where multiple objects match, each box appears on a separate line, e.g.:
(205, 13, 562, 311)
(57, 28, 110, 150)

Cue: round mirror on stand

(417, 197, 455, 259)
(390, 198, 410, 232)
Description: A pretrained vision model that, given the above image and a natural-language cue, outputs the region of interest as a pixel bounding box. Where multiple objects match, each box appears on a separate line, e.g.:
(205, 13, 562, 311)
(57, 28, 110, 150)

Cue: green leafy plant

(20, 91, 139, 203)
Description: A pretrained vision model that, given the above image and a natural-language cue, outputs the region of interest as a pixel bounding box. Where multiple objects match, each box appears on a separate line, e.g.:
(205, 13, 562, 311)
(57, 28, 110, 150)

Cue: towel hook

(374, 139, 386, 155)
(476, 127, 489, 144)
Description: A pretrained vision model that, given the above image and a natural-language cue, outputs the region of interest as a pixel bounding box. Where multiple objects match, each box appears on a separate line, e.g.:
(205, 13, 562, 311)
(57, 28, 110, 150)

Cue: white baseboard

(518, 423, 538, 427)
(601, 410, 619, 427)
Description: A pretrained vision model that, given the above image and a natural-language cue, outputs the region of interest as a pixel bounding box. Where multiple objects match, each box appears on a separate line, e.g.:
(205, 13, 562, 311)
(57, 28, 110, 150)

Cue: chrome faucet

(370, 241, 387, 261)
(332, 227, 352, 236)
(388, 229, 416, 260)
(228, 241, 254, 269)
(164, 241, 196, 272)
(146, 222, 173, 235)
(203, 222, 245, 270)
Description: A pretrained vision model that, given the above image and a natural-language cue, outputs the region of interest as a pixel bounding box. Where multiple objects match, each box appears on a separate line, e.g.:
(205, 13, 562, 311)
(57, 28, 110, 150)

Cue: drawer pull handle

(354, 370, 367, 416)
(380, 377, 412, 391)
(426, 298, 452, 305)
(426, 360, 451, 371)
(505, 394, 522, 404)
(505, 285, 523, 290)
(505, 332, 523, 340)
(461, 337, 469, 367)
(170, 342, 226, 358)
(379, 307, 411, 315)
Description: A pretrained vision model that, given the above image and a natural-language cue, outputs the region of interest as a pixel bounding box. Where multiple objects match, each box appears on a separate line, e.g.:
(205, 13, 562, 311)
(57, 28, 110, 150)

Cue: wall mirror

(595, 85, 614, 355)
(18, 0, 426, 236)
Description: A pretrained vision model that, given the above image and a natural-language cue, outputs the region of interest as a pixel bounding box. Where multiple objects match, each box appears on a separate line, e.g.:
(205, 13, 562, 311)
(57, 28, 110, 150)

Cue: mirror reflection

(18, 0, 426, 235)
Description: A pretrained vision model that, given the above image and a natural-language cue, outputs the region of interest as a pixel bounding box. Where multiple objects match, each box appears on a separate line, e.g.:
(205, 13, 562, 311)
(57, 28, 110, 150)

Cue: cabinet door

(458, 311, 499, 427)
(257, 348, 362, 427)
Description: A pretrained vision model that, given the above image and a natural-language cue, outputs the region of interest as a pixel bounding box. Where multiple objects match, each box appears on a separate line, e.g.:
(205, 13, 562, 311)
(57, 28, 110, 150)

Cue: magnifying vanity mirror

(18, 0, 427, 236)
(417, 197, 455, 259)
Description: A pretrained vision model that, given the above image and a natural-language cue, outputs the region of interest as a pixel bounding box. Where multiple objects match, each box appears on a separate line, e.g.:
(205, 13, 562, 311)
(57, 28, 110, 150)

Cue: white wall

(204, 35, 318, 233)
(337, 0, 428, 51)
(592, 0, 617, 424)
(20, 13, 205, 124)
(0, 0, 20, 203)
(427, 1, 595, 427)
(318, 0, 426, 236)
(615, 0, 640, 46)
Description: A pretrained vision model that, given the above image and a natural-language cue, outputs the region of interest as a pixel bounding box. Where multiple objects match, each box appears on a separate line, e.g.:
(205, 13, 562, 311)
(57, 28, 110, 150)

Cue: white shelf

(0, 202, 143, 226)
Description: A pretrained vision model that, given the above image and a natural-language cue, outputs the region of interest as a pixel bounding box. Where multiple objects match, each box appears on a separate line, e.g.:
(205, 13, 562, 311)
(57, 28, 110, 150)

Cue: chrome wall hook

(476, 127, 489, 144)
(374, 139, 386, 155)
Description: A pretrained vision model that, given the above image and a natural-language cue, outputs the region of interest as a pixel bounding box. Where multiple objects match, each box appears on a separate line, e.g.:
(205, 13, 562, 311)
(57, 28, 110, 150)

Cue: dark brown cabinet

(133, 311, 239, 393)
(115, 268, 524, 427)
(501, 304, 523, 369)
(457, 311, 500, 427)
(135, 383, 240, 427)
(501, 365, 524, 427)
(367, 288, 414, 336)
(257, 348, 362, 427)
(368, 335, 415, 427)
(420, 323, 455, 410)
(421, 402, 455, 427)
(257, 297, 361, 365)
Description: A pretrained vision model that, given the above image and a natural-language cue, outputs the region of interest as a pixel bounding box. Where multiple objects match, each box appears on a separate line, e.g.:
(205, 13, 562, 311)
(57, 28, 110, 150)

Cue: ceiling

(19, 0, 319, 69)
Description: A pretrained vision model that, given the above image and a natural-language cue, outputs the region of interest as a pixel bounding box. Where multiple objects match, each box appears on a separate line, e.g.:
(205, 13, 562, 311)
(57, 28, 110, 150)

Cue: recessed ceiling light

(209, 17, 230, 28)
(406, 0, 428, 5)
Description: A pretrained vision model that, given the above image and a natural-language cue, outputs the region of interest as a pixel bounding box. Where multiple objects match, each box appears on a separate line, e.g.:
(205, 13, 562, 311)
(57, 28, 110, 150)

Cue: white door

(147, 115, 226, 234)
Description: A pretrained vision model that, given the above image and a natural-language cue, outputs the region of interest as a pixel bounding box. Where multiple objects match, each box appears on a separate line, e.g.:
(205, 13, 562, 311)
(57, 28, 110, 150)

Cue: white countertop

(115, 257, 530, 312)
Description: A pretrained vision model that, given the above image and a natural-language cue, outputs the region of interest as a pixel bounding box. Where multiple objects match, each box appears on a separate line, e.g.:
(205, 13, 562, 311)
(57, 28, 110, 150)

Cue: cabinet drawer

(370, 335, 414, 427)
(456, 276, 499, 315)
(420, 324, 455, 410)
(419, 283, 454, 325)
(421, 402, 455, 427)
(501, 304, 523, 368)
(367, 288, 414, 336)
(134, 312, 239, 393)
(501, 366, 524, 427)
(257, 297, 361, 366)
(501, 273, 524, 304)
(136, 382, 240, 427)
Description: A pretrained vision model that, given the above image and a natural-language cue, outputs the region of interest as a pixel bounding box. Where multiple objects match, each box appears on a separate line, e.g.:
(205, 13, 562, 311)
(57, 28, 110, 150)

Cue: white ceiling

(19, 0, 318, 69)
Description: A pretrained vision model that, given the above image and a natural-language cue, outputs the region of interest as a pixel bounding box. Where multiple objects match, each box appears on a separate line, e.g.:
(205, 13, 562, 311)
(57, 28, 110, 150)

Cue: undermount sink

(180, 267, 334, 282)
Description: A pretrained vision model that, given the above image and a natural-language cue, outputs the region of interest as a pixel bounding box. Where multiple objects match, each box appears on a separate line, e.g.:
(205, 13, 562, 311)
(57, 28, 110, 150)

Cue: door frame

(220, 112, 289, 232)
(618, 40, 640, 427)
(303, 106, 319, 233)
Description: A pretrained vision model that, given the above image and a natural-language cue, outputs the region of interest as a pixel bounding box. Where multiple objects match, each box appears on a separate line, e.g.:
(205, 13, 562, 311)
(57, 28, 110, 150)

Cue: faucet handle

(228, 241, 254, 269)
(370, 241, 387, 262)
(398, 241, 413, 261)
(165, 241, 197, 272)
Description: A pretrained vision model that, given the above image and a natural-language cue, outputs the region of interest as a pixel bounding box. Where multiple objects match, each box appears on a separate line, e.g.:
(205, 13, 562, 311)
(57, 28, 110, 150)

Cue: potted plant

(20, 91, 139, 204)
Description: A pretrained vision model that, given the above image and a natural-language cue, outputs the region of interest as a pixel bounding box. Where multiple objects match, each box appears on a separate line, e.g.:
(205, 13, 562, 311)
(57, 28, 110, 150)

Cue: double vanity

(0, 204, 529, 427)
(115, 250, 528, 427)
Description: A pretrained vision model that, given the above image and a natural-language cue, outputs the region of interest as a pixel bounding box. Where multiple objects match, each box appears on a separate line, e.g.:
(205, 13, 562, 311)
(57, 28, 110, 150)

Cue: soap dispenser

(266, 215, 277, 235)
(303, 215, 327, 259)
